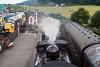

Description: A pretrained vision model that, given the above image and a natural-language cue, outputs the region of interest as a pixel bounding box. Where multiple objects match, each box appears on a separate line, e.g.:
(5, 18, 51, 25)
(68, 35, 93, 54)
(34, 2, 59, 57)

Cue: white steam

(39, 17, 60, 44)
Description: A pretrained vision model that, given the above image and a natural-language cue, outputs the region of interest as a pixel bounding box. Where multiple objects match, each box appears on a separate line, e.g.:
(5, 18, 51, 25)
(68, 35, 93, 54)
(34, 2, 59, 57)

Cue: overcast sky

(0, 0, 27, 4)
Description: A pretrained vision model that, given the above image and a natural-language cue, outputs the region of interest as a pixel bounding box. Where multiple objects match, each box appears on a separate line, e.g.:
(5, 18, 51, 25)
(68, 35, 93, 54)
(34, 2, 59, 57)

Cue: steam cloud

(39, 17, 60, 44)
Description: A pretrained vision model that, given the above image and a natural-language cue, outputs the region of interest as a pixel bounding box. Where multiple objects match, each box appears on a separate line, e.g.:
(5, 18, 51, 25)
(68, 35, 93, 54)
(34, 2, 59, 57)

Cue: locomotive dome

(46, 44, 59, 52)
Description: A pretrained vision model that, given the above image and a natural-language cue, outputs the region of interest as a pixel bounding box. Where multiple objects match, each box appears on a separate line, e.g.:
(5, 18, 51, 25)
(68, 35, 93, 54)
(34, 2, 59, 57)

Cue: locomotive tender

(61, 19, 100, 67)
(34, 40, 76, 67)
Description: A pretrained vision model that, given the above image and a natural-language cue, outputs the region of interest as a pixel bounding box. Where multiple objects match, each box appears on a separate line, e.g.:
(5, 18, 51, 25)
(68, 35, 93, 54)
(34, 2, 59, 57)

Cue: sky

(0, 0, 27, 4)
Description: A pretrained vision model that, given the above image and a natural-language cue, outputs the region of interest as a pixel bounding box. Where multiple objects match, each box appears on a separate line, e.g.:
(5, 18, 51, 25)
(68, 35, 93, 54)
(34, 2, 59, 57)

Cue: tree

(6, 5, 24, 12)
(71, 7, 90, 24)
(95, 0, 100, 5)
(79, 0, 95, 4)
(38, 0, 50, 4)
(91, 10, 100, 28)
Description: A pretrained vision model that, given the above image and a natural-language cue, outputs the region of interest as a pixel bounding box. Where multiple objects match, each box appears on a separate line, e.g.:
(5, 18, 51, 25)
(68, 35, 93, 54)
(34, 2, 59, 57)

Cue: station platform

(0, 33, 38, 67)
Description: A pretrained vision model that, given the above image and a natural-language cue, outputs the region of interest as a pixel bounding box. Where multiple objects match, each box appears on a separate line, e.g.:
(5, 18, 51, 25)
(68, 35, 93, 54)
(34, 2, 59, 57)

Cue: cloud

(0, 0, 27, 4)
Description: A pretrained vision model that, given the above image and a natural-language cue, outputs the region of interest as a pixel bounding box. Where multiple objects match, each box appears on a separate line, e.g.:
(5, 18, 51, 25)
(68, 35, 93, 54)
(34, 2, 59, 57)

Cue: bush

(92, 30, 100, 36)
(71, 7, 90, 24)
(7, 5, 24, 12)
(91, 10, 100, 28)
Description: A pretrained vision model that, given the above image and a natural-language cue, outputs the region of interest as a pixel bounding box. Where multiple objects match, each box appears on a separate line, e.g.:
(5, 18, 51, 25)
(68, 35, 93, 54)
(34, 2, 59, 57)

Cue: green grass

(25, 5, 100, 36)
(25, 5, 100, 19)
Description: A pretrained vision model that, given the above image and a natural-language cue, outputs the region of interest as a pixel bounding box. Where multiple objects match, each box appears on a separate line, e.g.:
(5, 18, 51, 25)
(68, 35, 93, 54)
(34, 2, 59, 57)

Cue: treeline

(16, 0, 100, 5)
(71, 7, 100, 28)
(16, 0, 37, 5)
(38, 0, 100, 5)
(7, 5, 24, 12)
(70, 7, 100, 36)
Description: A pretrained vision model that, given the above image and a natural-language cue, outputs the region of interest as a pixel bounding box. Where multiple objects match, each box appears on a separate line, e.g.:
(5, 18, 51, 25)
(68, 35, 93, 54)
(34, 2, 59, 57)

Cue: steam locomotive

(34, 40, 77, 67)
(60, 19, 100, 67)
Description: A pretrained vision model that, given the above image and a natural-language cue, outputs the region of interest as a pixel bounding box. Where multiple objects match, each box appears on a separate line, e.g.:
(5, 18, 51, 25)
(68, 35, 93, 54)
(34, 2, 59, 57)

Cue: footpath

(0, 33, 37, 67)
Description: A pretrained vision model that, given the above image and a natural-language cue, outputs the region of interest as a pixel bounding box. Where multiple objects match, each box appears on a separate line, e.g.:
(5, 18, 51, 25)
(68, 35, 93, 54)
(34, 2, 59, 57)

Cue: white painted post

(32, 16, 34, 25)
(0, 45, 1, 51)
(2, 11, 3, 14)
(36, 9, 37, 26)
(32, 8, 38, 26)
(17, 23, 20, 36)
